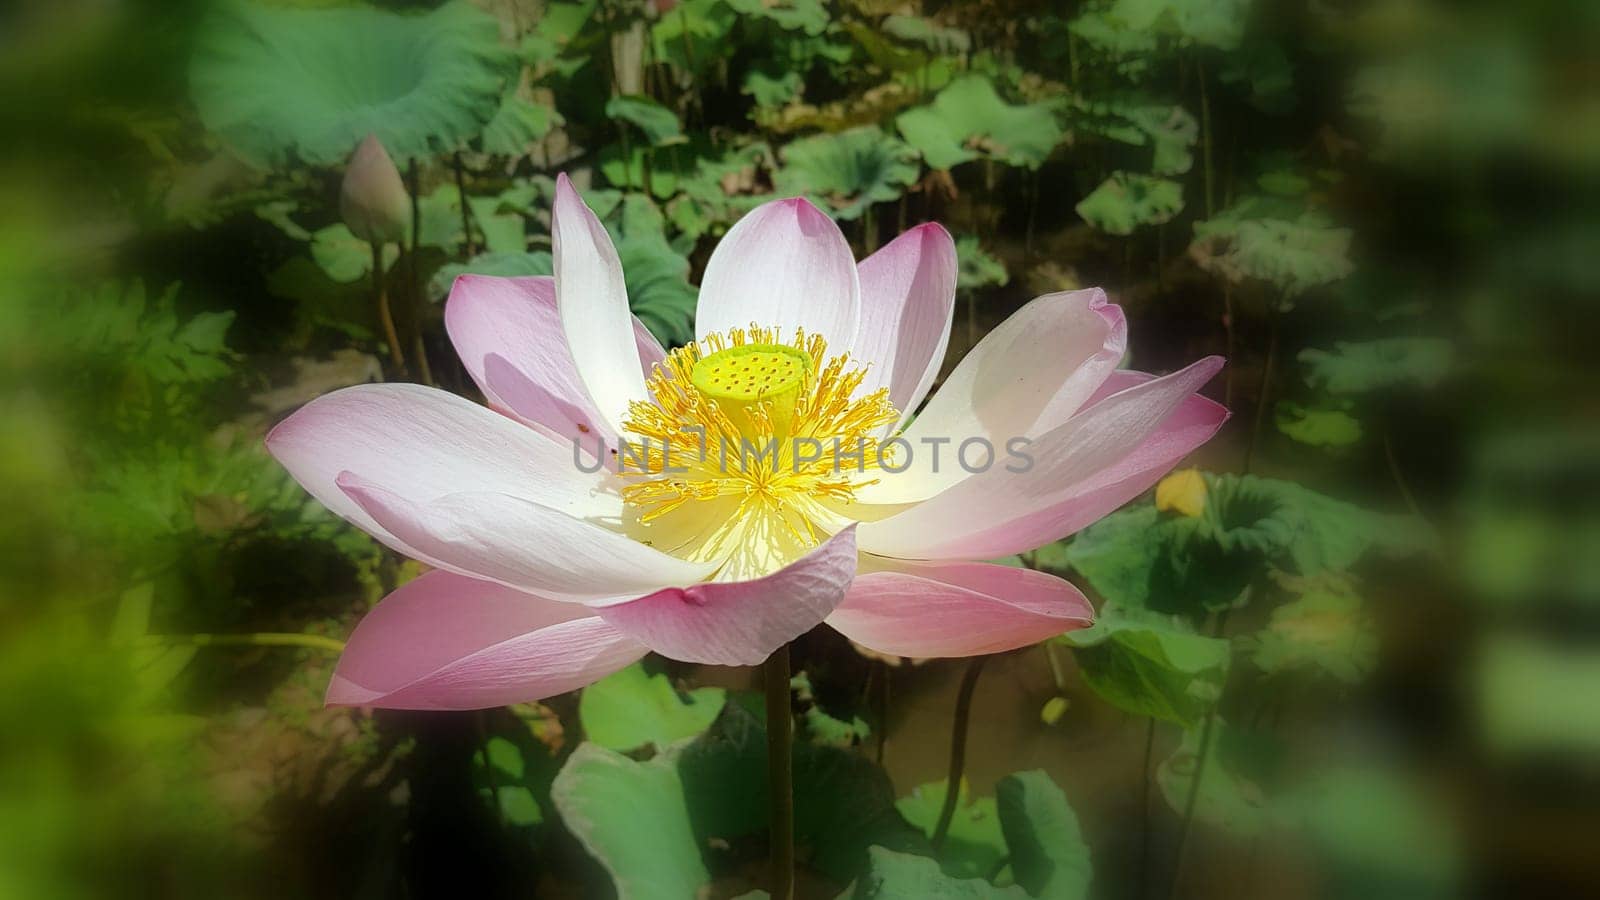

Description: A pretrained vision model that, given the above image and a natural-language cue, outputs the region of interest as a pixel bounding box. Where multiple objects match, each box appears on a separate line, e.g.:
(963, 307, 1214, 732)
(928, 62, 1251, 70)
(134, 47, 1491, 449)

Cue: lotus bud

(340, 134, 411, 245)
(1155, 467, 1208, 518)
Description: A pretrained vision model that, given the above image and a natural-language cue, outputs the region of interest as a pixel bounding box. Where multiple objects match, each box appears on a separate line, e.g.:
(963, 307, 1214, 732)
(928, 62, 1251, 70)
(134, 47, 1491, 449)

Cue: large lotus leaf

(1299, 339, 1454, 394)
(896, 780, 1007, 880)
(1068, 11, 1159, 63)
(651, 0, 738, 73)
(1275, 401, 1364, 448)
(897, 76, 1065, 170)
(1126, 105, 1199, 175)
(191, 1, 514, 166)
(1066, 474, 1421, 619)
(1248, 579, 1376, 684)
(744, 68, 805, 108)
(606, 95, 683, 146)
(578, 662, 726, 753)
(1076, 172, 1184, 235)
(551, 743, 711, 900)
(774, 127, 919, 221)
(1157, 721, 1274, 835)
(613, 226, 698, 348)
(1191, 200, 1353, 295)
(480, 95, 559, 157)
(1058, 605, 1230, 728)
(955, 235, 1009, 293)
(1109, 0, 1250, 51)
(677, 704, 927, 883)
(429, 250, 554, 300)
(725, 0, 829, 36)
(846, 847, 1030, 899)
(996, 771, 1092, 900)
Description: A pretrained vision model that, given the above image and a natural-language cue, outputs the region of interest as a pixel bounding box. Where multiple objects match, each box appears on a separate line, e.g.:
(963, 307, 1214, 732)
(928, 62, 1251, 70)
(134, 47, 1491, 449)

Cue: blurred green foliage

(2, 0, 1595, 896)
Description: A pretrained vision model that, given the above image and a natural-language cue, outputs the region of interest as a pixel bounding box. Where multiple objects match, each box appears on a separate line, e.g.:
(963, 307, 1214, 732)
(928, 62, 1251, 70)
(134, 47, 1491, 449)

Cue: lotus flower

(267, 175, 1227, 709)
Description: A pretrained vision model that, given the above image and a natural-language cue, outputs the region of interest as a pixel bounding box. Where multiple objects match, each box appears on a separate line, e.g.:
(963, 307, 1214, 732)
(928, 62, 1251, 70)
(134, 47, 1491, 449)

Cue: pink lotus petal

(265, 383, 613, 555)
(857, 356, 1225, 559)
(597, 527, 859, 666)
(826, 557, 1094, 658)
(337, 474, 719, 603)
(855, 289, 1126, 505)
(850, 223, 958, 431)
(445, 274, 663, 443)
(328, 570, 647, 710)
(552, 173, 648, 433)
(694, 197, 860, 351)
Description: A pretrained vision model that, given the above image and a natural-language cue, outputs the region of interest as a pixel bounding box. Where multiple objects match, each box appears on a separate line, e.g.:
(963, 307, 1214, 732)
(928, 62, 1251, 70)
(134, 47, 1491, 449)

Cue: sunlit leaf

(725, 0, 829, 36)
(1192, 199, 1353, 295)
(676, 704, 927, 882)
(1248, 577, 1376, 683)
(743, 68, 804, 108)
(1076, 172, 1184, 235)
(1109, 0, 1250, 51)
(1058, 605, 1229, 727)
(1157, 721, 1272, 835)
(578, 663, 726, 753)
(191, 1, 514, 165)
(846, 847, 1030, 899)
(1276, 402, 1364, 448)
(480, 95, 559, 157)
(606, 94, 683, 146)
(896, 780, 1007, 880)
(1299, 339, 1454, 394)
(773, 126, 919, 221)
(955, 235, 1009, 292)
(996, 770, 1092, 899)
(897, 75, 1065, 170)
(551, 743, 711, 899)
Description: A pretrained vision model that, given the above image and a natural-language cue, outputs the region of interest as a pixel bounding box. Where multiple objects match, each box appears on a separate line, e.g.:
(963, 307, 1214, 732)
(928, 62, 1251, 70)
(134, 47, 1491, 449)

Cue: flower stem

(370, 242, 405, 374)
(1166, 610, 1231, 900)
(1138, 718, 1155, 900)
(152, 632, 346, 654)
(931, 655, 988, 852)
(764, 643, 795, 900)
(406, 159, 434, 387)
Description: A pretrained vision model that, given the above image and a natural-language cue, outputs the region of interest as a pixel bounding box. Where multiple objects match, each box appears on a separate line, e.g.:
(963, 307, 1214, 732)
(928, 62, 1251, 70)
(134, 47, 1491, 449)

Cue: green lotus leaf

(1157, 721, 1272, 835)
(651, 0, 738, 74)
(1076, 172, 1184, 235)
(551, 743, 711, 900)
(1192, 199, 1353, 295)
(1275, 402, 1364, 448)
(1059, 605, 1231, 727)
(1126, 105, 1199, 175)
(1109, 0, 1250, 51)
(725, 0, 830, 37)
(429, 250, 554, 301)
(897, 75, 1065, 170)
(191, 1, 515, 166)
(955, 235, 1009, 293)
(1248, 581, 1376, 684)
(774, 126, 919, 221)
(743, 68, 804, 108)
(882, 15, 971, 55)
(1299, 339, 1454, 394)
(480, 95, 560, 158)
(578, 662, 726, 753)
(846, 847, 1030, 899)
(605, 94, 683, 146)
(996, 771, 1092, 899)
(896, 780, 1007, 880)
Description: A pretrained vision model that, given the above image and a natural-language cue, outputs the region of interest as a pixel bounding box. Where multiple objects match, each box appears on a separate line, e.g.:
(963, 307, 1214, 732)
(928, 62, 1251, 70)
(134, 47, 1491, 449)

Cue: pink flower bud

(340, 134, 411, 245)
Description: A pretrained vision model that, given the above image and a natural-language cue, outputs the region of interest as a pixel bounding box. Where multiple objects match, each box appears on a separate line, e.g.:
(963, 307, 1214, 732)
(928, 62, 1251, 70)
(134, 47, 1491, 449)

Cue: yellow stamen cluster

(620, 325, 899, 566)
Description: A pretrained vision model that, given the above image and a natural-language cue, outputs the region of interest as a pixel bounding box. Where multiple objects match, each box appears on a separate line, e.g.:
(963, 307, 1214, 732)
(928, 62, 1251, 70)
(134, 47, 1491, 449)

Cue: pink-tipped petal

(826, 557, 1094, 658)
(265, 383, 614, 555)
(552, 174, 648, 433)
(694, 197, 861, 351)
(337, 474, 719, 603)
(855, 289, 1126, 505)
(445, 274, 664, 443)
(850, 223, 958, 430)
(857, 356, 1225, 559)
(327, 570, 648, 710)
(596, 527, 859, 666)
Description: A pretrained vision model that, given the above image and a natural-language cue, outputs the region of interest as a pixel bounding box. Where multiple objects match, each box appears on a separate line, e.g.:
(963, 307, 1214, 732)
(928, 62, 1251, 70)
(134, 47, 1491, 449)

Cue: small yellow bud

(1155, 467, 1208, 517)
(340, 134, 412, 245)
